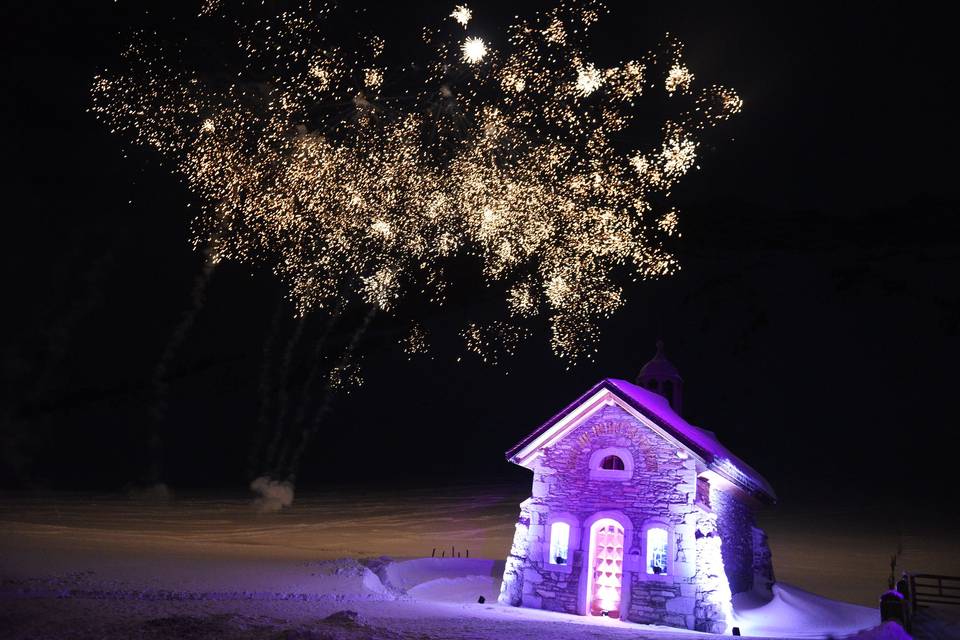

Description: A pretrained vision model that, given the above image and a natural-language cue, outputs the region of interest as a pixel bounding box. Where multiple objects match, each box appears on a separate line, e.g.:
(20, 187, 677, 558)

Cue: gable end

(506, 379, 775, 503)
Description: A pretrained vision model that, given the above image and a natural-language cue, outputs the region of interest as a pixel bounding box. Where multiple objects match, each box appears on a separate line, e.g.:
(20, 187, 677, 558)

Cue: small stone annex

(497, 342, 777, 633)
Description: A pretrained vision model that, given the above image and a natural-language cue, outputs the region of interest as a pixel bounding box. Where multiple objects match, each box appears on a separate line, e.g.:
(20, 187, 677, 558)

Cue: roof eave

(505, 379, 777, 503)
(504, 379, 612, 462)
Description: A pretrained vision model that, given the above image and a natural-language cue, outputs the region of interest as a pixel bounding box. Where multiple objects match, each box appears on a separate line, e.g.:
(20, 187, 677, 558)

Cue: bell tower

(636, 340, 683, 415)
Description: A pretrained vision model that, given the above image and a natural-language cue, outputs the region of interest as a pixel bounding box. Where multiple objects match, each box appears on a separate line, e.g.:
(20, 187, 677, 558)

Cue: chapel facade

(497, 343, 776, 633)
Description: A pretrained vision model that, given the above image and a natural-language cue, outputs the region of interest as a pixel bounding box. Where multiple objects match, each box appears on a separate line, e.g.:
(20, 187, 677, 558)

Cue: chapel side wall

(752, 525, 775, 596)
(498, 498, 533, 606)
(710, 485, 756, 595)
(519, 403, 702, 630)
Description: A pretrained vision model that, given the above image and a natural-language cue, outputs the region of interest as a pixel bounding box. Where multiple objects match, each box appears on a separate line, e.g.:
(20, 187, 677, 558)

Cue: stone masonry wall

(710, 485, 756, 595)
(629, 577, 692, 629)
(518, 403, 705, 630)
(498, 498, 532, 606)
(751, 525, 775, 597)
(693, 511, 732, 634)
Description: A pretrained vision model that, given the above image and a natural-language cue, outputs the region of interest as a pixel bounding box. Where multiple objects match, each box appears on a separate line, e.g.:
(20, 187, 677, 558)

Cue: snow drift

(733, 583, 878, 638)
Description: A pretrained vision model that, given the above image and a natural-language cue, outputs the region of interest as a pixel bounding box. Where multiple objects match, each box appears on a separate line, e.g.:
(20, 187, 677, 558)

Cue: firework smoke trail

(261, 314, 306, 476)
(92, 1, 743, 366)
(147, 249, 216, 485)
(278, 301, 345, 471)
(246, 297, 286, 480)
(280, 306, 377, 482)
(1, 251, 113, 485)
(248, 301, 342, 478)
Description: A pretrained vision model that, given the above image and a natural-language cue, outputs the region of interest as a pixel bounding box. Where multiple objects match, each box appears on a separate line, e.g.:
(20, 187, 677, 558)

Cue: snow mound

(733, 583, 877, 638)
(408, 575, 497, 603)
(844, 621, 910, 640)
(322, 609, 365, 626)
(379, 558, 503, 603)
(305, 558, 391, 598)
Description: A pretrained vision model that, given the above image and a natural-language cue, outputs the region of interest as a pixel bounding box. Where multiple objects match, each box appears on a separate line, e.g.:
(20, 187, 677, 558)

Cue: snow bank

(305, 558, 392, 598)
(844, 621, 910, 640)
(733, 583, 877, 638)
(382, 559, 885, 636)
(388, 561, 882, 637)
(407, 574, 498, 602)
(377, 557, 503, 603)
(380, 558, 499, 591)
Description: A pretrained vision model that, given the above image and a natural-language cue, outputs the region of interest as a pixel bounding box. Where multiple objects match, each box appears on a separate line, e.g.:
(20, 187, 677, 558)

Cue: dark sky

(1, 1, 958, 509)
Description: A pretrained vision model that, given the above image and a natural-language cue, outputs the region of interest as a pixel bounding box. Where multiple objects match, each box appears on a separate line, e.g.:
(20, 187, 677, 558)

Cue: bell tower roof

(636, 340, 683, 414)
(637, 340, 682, 383)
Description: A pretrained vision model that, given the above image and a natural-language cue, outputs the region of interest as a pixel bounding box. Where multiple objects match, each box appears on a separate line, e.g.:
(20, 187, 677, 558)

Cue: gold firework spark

(91, 1, 743, 364)
(461, 37, 488, 64)
(450, 5, 473, 27)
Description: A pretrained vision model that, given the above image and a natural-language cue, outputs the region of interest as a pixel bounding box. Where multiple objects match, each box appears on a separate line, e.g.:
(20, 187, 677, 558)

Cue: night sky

(2, 0, 958, 510)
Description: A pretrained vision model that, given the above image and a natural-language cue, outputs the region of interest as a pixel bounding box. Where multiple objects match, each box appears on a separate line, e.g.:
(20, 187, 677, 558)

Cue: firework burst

(91, 1, 742, 364)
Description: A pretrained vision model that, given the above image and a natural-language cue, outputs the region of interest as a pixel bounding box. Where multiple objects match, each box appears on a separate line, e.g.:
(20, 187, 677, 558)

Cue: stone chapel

(497, 342, 776, 633)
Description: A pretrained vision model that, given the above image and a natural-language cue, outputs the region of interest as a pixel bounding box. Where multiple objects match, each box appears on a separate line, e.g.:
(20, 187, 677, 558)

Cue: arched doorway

(586, 517, 625, 617)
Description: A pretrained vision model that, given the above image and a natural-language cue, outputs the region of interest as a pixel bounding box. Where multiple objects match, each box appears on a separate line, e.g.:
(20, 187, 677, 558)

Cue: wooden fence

(907, 573, 960, 614)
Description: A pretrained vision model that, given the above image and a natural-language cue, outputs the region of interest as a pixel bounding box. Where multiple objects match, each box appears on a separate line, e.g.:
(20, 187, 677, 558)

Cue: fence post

(896, 574, 912, 633)
(880, 590, 907, 628)
(909, 574, 917, 615)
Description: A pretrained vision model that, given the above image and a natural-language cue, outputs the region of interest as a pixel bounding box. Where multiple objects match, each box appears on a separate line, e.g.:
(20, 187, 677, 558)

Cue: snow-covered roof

(506, 378, 776, 503)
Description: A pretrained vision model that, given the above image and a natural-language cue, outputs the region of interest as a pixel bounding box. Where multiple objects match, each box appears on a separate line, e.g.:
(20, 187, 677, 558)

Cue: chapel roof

(505, 378, 776, 503)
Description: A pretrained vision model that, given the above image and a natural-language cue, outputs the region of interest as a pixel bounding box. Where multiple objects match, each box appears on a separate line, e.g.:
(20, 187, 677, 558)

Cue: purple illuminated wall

(710, 484, 756, 595)
(500, 402, 771, 630)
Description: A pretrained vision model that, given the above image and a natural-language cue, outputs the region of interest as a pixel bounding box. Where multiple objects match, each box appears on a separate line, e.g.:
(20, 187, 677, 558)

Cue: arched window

(646, 527, 669, 575)
(544, 514, 580, 570)
(589, 447, 633, 481)
(600, 455, 625, 471)
(549, 521, 571, 565)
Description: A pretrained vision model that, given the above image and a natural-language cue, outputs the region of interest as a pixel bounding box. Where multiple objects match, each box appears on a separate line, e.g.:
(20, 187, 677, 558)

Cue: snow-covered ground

(733, 584, 879, 638)
(1, 488, 954, 639)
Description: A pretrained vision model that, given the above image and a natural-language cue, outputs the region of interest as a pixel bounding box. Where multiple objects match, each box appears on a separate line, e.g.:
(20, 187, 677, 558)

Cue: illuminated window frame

(549, 522, 570, 566)
(641, 520, 673, 579)
(543, 513, 579, 573)
(588, 447, 633, 481)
